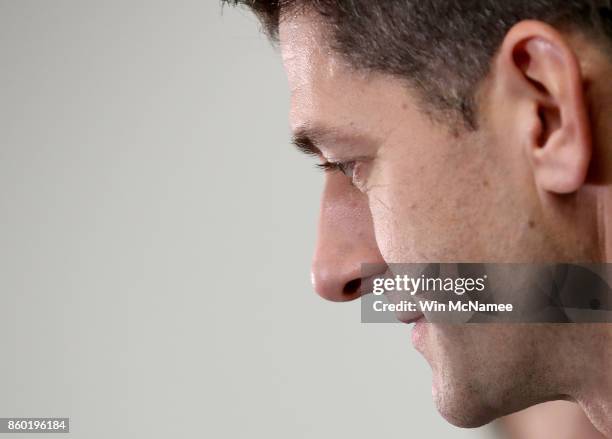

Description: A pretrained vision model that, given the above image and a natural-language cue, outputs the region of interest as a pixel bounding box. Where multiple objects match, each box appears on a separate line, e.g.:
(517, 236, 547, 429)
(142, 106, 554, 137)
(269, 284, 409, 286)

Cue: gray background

(0, 1, 492, 437)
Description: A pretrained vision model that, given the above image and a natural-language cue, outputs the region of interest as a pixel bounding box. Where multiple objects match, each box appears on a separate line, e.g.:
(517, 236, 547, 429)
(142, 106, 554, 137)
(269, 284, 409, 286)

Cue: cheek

(366, 141, 504, 262)
(367, 164, 446, 262)
(367, 187, 423, 262)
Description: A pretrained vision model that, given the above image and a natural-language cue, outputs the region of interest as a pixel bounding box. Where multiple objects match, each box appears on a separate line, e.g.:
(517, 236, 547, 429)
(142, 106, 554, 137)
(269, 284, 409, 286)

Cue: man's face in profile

(279, 11, 603, 428)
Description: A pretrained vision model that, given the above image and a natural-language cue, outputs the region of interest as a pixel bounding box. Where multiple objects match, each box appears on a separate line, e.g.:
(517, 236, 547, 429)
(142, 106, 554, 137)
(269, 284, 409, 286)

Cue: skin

(499, 401, 607, 439)
(279, 10, 612, 436)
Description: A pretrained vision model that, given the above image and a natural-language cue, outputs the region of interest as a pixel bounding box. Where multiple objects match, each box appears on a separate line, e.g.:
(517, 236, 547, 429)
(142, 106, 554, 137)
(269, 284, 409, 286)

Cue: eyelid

(315, 161, 347, 172)
(315, 158, 372, 194)
(315, 160, 355, 176)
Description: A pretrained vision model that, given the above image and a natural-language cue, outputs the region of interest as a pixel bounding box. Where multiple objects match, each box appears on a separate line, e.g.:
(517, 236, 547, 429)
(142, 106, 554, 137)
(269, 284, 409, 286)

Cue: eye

(315, 159, 371, 193)
(316, 160, 356, 179)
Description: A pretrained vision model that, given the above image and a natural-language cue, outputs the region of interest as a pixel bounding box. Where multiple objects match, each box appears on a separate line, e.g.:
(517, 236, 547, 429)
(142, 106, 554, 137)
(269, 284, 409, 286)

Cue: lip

(411, 316, 428, 348)
(404, 314, 426, 325)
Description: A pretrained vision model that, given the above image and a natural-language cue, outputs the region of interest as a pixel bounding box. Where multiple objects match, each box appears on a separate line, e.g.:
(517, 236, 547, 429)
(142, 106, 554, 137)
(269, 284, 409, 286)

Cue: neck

(568, 325, 612, 437)
(600, 188, 612, 261)
(565, 186, 612, 435)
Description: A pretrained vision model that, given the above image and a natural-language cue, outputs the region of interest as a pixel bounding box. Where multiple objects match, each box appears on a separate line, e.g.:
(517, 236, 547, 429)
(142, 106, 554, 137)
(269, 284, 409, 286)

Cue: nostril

(343, 278, 361, 295)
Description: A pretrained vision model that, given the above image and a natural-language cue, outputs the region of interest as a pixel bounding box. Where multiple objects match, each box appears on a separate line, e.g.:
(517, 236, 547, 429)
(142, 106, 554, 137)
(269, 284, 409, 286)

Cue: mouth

(403, 314, 426, 325)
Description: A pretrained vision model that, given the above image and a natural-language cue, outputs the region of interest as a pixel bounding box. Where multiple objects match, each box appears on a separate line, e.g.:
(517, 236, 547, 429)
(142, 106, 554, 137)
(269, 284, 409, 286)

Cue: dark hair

(223, 0, 612, 128)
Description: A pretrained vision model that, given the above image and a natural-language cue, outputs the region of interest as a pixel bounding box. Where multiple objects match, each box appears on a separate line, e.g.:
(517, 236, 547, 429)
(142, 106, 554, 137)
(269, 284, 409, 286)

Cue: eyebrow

(291, 124, 373, 158)
(291, 125, 329, 158)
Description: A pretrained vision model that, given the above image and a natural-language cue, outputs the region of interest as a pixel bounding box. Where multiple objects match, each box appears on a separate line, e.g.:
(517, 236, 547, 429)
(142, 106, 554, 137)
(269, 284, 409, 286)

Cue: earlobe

(499, 20, 592, 194)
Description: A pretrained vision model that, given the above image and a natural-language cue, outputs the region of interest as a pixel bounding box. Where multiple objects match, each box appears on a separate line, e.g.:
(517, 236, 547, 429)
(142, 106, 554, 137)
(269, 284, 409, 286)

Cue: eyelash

(315, 161, 356, 178)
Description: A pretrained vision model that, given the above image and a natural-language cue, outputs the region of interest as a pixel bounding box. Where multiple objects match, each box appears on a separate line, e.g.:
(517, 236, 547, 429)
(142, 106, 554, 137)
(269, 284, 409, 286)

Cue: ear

(495, 20, 592, 194)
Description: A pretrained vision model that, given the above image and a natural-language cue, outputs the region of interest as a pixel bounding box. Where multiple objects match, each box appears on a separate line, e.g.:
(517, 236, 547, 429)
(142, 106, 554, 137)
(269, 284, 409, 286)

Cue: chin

(432, 385, 496, 429)
(420, 324, 556, 429)
(430, 370, 544, 430)
(434, 396, 495, 429)
(428, 367, 507, 429)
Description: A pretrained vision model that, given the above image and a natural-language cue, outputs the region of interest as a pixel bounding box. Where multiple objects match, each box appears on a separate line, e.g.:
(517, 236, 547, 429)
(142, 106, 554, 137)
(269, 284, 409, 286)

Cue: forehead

(278, 11, 343, 96)
(278, 11, 416, 136)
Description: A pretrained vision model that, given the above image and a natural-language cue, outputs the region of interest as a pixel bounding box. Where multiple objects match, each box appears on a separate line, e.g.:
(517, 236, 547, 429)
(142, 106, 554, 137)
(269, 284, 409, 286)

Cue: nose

(311, 172, 386, 302)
